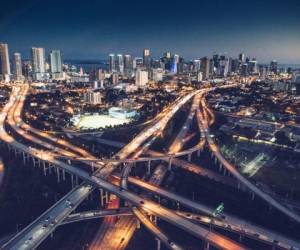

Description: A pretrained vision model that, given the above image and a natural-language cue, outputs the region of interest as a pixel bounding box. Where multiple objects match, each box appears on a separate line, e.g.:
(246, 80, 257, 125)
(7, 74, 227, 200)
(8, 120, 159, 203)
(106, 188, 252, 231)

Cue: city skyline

(1, 0, 300, 63)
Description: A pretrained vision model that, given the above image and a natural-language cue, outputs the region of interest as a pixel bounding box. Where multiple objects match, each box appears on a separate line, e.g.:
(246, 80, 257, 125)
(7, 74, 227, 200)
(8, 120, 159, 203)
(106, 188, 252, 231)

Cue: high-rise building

(0, 43, 11, 82)
(31, 47, 45, 80)
(84, 89, 102, 105)
(49, 50, 62, 74)
(135, 68, 148, 87)
(270, 60, 278, 74)
(231, 59, 240, 73)
(197, 71, 203, 82)
(241, 63, 248, 76)
(109, 54, 116, 72)
(111, 73, 119, 85)
(171, 54, 179, 74)
(13, 53, 23, 80)
(193, 59, 201, 73)
(151, 68, 164, 82)
(212, 53, 220, 68)
(259, 65, 267, 80)
(239, 53, 245, 63)
(248, 60, 258, 74)
(124, 54, 133, 77)
(143, 48, 151, 68)
(218, 57, 229, 77)
(200, 57, 210, 79)
(116, 54, 124, 74)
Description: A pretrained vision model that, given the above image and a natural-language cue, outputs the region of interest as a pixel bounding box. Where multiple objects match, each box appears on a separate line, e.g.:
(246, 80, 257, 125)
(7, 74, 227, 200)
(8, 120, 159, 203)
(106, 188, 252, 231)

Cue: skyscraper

(31, 47, 45, 80)
(135, 68, 148, 87)
(200, 57, 210, 79)
(0, 43, 11, 82)
(13, 53, 23, 80)
(49, 50, 62, 74)
(116, 54, 124, 74)
(192, 59, 201, 73)
(171, 54, 179, 74)
(124, 54, 133, 77)
(143, 48, 151, 68)
(109, 54, 116, 72)
(270, 60, 278, 74)
(239, 53, 245, 63)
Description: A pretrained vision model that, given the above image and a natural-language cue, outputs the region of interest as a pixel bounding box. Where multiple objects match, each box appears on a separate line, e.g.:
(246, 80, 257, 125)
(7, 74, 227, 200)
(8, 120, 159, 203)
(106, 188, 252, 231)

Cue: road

(198, 94, 300, 224)
(2, 183, 93, 250)
(92, 94, 202, 250)
(0, 86, 247, 250)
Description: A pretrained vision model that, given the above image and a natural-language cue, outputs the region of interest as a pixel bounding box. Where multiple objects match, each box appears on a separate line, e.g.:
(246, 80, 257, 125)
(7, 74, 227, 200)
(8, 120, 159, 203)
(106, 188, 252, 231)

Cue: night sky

(0, 0, 300, 63)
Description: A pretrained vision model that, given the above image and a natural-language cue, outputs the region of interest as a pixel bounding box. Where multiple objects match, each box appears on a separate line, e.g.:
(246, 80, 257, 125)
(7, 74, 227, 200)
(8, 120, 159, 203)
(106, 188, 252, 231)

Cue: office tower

(193, 59, 201, 73)
(239, 53, 245, 63)
(227, 57, 233, 75)
(133, 57, 143, 68)
(13, 52, 23, 80)
(151, 68, 164, 82)
(248, 60, 258, 74)
(135, 68, 148, 87)
(270, 60, 278, 74)
(197, 71, 203, 81)
(231, 59, 240, 73)
(111, 73, 119, 85)
(116, 54, 124, 74)
(171, 54, 179, 74)
(109, 54, 116, 72)
(49, 50, 62, 74)
(143, 48, 151, 68)
(124, 54, 133, 77)
(163, 52, 171, 59)
(200, 57, 210, 79)
(31, 47, 45, 80)
(209, 59, 215, 76)
(218, 57, 229, 77)
(84, 89, 102, 105)
(241, 63, 248, 76)
(96, 69, 105, 81)
(259, 65, 267, 80)
(0, 43, 11, 82)
(212, 53, 220, 68)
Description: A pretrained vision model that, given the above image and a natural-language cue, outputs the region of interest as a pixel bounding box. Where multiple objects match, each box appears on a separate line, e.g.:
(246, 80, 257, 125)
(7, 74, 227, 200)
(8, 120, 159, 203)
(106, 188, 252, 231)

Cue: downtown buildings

(0, 43, 11, 82)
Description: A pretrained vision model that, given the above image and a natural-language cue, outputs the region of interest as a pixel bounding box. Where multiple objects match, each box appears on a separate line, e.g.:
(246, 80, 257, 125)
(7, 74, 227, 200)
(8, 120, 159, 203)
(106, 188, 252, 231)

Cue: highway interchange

(0, 80, 300, 250)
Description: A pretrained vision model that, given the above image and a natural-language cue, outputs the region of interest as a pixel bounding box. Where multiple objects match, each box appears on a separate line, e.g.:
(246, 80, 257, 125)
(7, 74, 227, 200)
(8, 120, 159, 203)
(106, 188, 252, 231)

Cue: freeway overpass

(0, 86, 248, 250)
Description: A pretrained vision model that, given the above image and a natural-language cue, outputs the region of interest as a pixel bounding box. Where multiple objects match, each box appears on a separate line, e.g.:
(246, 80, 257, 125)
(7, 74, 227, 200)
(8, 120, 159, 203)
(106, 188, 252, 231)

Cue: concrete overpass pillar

(71, 174, 74, 188)
(56, 168, 60, 183)
(100, 189, 104, 207)
(239, 234, 242, 242)
(75, 175, 79, 186)
(136, 219, 140, 229)
(91, 162, 95, 172)
(155, 238, 161, 250)
(223, 168, 227, 176)
(22, 152, 26, 164)
(147, 160, 151, 174)
(188, 153, 192, 162)
(204, 242, 210, 250)
(62, 169, 66, 181)
(251, 192, 255, 200)
(197, 150, 201, 157)
(32, 157, 36, 167)
(219, 163, 222, 172)
(168, 158, 173, 171)
(43, 162, 47, 176)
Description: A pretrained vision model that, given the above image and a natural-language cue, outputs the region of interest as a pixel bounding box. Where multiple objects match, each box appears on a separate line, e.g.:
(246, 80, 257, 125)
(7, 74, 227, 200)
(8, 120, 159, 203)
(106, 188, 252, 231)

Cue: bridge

(0, 81, 299, 250)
